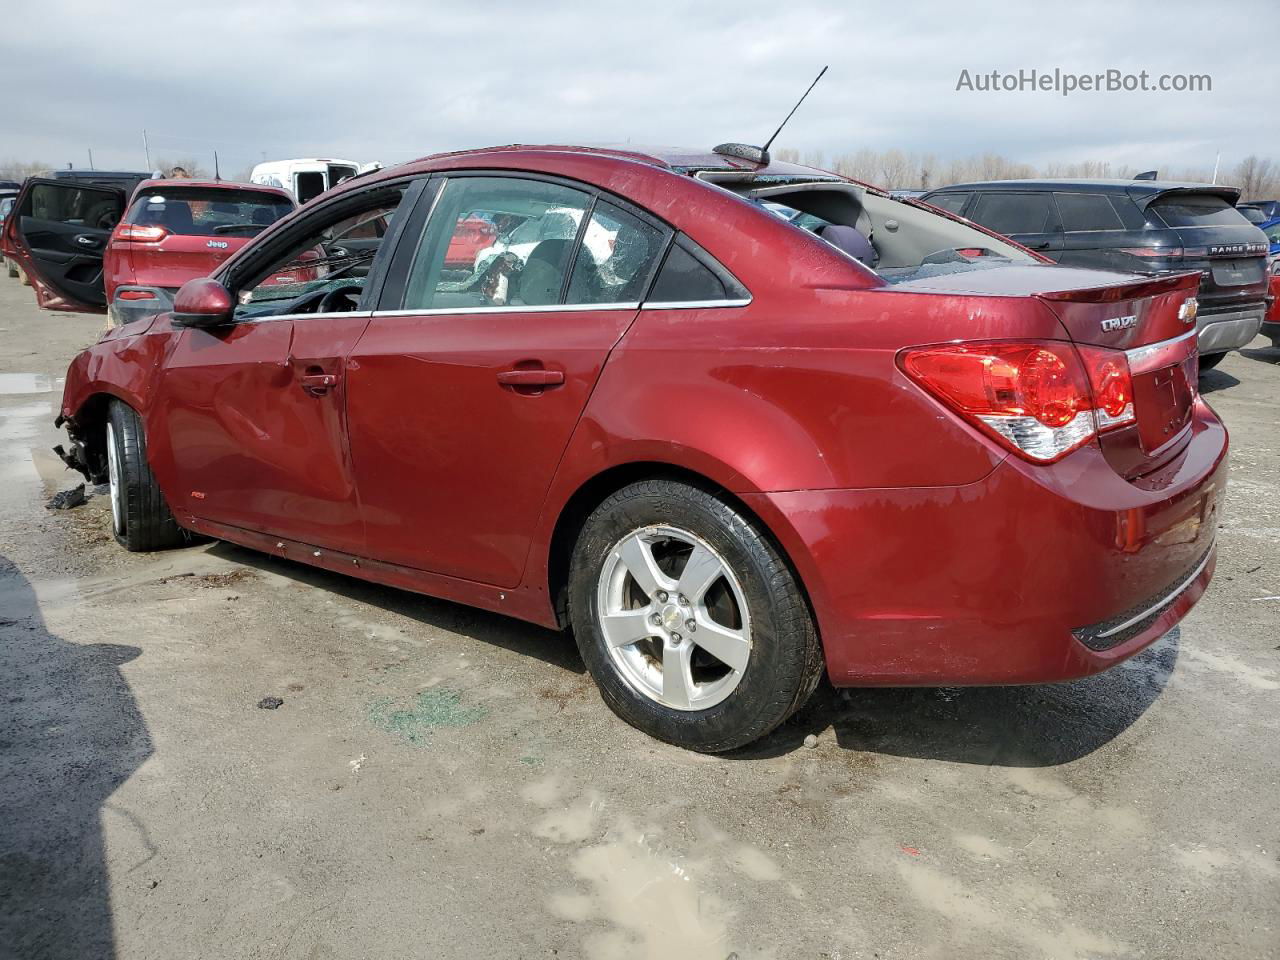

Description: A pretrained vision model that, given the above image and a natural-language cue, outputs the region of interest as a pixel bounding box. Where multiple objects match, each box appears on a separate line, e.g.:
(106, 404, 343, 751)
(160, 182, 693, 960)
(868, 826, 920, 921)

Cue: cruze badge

(1101, 314, 1137, 332)
(206, 240, 229, 249)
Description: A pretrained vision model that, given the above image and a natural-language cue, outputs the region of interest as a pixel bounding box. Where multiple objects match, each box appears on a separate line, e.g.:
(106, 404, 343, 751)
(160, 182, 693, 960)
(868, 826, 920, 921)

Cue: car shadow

(0, 554, 150, 960)
(731, 628, 1180, 765)
(1198, 368, 1241, 393)
(206, 541, 585, 675)
(1239, 344, 1280, 365)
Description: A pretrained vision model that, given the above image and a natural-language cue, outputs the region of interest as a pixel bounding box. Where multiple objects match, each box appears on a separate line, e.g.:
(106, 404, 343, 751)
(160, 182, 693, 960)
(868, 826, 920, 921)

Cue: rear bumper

(109, 286, 176, 328)
(1196, 303, 1264, 354)
(743, 400, 1228, 686)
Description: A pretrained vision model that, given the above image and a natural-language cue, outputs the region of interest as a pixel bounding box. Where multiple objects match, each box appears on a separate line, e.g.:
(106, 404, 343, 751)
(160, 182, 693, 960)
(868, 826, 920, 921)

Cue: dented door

(151, 314, 370, 553)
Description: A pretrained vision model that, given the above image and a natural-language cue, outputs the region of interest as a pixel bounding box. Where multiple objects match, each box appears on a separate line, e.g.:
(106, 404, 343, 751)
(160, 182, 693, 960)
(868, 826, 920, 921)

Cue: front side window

(403, 177, 593, 310)
(235, 186, 409, 317)
(969, 192, 1053, 235)
(29, 182, 122, 229)
(125, 187, 292, 238)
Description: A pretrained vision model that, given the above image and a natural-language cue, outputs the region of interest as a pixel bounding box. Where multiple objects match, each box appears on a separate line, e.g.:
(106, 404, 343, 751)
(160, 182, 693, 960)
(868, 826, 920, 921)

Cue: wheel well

(68, 393, 115, 482)
(545, 462, 812, 629)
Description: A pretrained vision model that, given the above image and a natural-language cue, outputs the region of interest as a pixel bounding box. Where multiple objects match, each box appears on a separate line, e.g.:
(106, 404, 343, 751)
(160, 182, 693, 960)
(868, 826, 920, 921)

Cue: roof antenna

(764, 65, 828, 154)
(713, 65, 828, 167)
(213, 150, 221, 181)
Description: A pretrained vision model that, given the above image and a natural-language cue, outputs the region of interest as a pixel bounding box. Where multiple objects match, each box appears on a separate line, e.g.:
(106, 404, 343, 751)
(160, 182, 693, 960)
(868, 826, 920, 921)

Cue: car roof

(132, 178, 295, 201)
(391, 143, 842, 182)
(927, 178, 1241, 202)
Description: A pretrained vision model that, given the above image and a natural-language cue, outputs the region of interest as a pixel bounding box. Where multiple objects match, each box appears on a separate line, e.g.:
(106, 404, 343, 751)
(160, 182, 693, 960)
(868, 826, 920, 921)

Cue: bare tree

(0, 159, 52, 181)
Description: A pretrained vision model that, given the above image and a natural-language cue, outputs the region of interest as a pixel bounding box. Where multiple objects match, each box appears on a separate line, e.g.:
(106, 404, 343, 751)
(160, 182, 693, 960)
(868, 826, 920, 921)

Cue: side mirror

(172, 278, 234, 328)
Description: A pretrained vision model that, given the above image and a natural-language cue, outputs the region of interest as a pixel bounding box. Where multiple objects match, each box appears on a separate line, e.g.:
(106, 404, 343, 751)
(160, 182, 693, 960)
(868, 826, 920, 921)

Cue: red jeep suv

(2, 177, 295, 325)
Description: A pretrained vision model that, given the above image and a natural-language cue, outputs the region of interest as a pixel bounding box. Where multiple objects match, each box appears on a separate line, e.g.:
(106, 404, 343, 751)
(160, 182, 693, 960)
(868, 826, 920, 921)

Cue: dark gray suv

(921, 179, 1269, 368)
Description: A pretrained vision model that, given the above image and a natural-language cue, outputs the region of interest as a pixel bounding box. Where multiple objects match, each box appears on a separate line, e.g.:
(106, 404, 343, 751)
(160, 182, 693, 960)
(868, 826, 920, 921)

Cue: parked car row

(920, 178, 1273, 366)
(0, 142, 1229, 751)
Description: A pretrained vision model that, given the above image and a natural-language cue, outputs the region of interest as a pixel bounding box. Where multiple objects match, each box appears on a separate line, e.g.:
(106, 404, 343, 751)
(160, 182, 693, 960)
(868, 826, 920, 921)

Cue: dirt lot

(0, 272, 1277, 960)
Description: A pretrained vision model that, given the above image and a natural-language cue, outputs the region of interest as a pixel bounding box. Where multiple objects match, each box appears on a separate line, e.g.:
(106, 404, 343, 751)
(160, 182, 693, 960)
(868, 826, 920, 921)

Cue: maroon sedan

(39, 145, 1224, 751)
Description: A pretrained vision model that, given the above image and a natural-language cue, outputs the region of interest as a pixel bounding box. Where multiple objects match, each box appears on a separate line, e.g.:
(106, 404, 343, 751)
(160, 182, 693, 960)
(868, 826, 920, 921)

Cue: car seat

(518, 239, 572, 306)
(818, 224, 879, 268)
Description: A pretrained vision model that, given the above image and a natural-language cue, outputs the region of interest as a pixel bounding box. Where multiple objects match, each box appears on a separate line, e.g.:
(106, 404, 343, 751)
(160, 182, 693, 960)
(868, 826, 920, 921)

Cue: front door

(146, 180, 416, 553)
(348, 176, 672, 587)
(150, 314, 370, 553)
(1, 178, 124, 312)
(967, 190, 1064, 258)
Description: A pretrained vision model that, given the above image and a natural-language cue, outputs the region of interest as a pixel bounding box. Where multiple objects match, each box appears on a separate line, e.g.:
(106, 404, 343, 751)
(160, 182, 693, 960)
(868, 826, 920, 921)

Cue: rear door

(1, 178, 124, 312)
(347, 175, 672, 587)
(967, 191, 1064, 257)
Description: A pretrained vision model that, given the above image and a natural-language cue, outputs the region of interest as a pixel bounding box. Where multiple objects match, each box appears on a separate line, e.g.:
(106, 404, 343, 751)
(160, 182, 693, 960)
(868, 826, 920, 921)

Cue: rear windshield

(1149, 194, 1252, 228)
(125, 187, 293, 237)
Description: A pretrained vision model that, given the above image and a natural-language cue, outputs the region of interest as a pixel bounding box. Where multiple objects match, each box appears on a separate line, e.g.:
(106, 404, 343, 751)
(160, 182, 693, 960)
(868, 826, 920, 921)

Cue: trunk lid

(1038, 270, 1201, 477)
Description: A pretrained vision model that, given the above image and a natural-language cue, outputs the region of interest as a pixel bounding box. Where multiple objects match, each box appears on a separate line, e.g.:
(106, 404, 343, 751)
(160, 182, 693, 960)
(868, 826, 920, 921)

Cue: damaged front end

(53, 413, 105, 484)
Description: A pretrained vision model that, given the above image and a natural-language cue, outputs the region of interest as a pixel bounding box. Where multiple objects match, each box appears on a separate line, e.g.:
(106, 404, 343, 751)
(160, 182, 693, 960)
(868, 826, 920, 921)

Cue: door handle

(300, 373, 338, 395)
(496, 369, 564, 387)
(74, 234, 102, 249)
(1027, 240, 1051, 250)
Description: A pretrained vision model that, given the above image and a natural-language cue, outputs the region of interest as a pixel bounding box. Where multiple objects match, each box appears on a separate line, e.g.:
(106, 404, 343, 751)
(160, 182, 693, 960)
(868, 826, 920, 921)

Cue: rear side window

(1054, 192, 1124, 231)
(927, 193, 970, 215)
(1149, 194, 1251, 228)
(125, 188, 292, 238)
(647, 242, 746, 304)
(402, 176, 593, 310)
(566, 201, 670, 305)
(969, 192, 1053, 234)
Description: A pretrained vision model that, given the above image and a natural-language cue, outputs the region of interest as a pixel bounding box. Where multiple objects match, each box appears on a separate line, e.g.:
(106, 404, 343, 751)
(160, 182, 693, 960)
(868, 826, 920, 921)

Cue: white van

(249, 158, 367, 204)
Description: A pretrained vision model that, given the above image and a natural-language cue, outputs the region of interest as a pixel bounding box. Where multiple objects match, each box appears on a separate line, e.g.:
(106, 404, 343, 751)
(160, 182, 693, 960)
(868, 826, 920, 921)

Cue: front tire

(106, 401, 186, 551)
(568, 479, 823, 752)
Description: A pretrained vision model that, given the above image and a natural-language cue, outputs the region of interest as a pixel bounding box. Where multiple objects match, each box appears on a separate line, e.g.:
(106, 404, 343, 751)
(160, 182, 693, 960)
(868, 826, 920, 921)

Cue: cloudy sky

(2, 0, 1274, 177)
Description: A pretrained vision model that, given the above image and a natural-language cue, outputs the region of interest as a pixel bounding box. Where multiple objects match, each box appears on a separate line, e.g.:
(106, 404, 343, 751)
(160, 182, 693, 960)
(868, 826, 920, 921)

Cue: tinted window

(28, 182, 122, 229)
(567, 202, 669, 305)
(296, 171, 326, 203)
(1054, 192, 1124, 232)
(927, 193, 970, 215)
(649, 245, 732, 303)
(403, 177, 592, 310)
(1150, 194, 1252, 228)
(969, 193, 1052, 235)
(1263, 222, 1280, 245)
(125, 187, 292, 238)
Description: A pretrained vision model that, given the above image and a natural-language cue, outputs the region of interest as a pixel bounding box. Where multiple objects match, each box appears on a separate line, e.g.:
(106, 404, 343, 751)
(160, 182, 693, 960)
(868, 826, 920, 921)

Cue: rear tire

(568, 479, 823, 752)
(1198, 352, 1227, 371)
(105, 401, 186, 552)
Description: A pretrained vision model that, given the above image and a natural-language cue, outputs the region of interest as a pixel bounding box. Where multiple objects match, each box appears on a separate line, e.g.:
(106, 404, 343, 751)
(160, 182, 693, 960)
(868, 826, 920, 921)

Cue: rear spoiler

(1130, 184, 1241, 208)
(1037, 271, 1200, 304)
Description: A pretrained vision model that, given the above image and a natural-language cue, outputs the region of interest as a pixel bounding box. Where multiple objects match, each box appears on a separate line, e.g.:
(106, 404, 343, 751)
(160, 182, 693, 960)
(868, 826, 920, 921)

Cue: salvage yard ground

(0, 276, 1277, 959)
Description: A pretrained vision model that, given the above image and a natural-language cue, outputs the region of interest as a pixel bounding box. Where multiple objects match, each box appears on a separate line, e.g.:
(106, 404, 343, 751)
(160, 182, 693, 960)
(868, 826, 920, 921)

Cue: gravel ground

(0, 271, 1277, 960)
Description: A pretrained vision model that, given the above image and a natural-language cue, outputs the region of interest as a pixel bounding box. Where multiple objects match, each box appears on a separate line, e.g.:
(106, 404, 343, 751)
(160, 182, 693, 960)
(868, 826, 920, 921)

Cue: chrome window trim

(370, 302, 641, 318)
(1094, 545, 1214, 640)
(641, 298, 752, 310)
(232, 310, 373, 325)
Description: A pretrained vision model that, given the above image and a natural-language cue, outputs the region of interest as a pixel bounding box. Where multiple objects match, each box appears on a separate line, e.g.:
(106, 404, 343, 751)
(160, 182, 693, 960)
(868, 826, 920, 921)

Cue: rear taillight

(115, 224, 169, 242)
(900, 341, 1136, 463)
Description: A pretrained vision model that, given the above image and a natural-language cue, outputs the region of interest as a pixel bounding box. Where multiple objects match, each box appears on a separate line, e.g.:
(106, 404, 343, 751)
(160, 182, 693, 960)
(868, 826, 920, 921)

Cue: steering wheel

(316, 284, 364, 314)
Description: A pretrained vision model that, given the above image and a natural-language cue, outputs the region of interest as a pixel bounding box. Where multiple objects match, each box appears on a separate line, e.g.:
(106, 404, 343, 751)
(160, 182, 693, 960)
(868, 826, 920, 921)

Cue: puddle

(0, 373, 58, 395)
